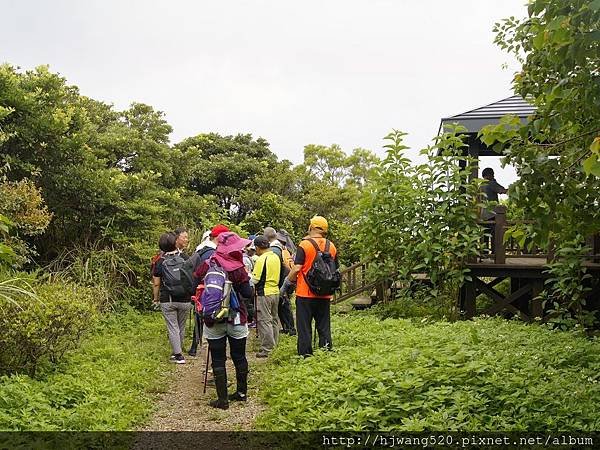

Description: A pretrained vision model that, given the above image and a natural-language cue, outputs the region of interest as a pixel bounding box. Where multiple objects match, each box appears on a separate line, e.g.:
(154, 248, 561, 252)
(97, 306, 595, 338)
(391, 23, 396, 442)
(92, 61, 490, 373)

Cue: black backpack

(303, 238, 341, 296)
(162, 253, 194, 299)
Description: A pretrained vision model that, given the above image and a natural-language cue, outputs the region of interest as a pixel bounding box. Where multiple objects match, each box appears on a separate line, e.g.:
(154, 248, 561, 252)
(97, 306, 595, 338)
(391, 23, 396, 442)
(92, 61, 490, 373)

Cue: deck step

(351, 295, 374, 310)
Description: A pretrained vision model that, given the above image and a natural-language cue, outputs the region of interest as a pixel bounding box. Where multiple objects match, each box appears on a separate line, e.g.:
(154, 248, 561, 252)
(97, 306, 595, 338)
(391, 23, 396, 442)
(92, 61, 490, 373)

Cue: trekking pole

(203, 345, 211, 394)
(254, 291, 259, 337)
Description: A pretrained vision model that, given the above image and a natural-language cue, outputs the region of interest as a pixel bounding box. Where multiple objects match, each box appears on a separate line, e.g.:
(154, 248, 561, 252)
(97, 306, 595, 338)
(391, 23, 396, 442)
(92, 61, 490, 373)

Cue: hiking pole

(203, 341, 211, 394)
(254, 290, 259, 337)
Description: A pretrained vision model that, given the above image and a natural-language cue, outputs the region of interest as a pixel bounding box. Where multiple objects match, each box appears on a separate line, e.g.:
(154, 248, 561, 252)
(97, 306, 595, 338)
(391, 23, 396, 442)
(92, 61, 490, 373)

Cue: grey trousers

(256, 294, 280, 354)
(160, 301, 192, 355)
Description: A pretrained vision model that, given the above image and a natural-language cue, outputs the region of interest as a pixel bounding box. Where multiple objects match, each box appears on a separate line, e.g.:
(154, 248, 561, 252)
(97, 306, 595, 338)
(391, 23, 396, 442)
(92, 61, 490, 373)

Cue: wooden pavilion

(440, 96, 600, 321)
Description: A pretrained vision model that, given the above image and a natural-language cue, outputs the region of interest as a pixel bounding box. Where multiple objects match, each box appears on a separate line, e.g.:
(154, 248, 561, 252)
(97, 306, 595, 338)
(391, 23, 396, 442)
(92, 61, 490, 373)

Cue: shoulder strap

(324, 239, 330, 253)
(305, 238, 321, 254)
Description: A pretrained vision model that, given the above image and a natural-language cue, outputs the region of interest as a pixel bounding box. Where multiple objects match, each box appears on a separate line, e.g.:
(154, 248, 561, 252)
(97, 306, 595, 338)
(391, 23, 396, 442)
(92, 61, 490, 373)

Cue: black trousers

(296, 296, 331, 356)
(278, 296, 295, 331)
(208, 335, 247, 371)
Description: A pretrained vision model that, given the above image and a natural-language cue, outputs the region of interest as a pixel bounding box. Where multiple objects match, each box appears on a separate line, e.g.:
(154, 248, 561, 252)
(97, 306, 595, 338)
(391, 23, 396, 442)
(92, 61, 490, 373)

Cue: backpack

(183, 246, 213, 281)
(303, 238, 341, 296)
(161, 253, 194, 299)
(200, 260, 240, 322)
(150, 251, 164, 277)
(270, 244, 290, 287)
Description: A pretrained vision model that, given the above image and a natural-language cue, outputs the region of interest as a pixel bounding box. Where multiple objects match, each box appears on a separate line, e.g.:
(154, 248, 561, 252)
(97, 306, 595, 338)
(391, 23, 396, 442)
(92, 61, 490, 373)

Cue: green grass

(0, 311, 172, 430)
(256, 313, 600, 431)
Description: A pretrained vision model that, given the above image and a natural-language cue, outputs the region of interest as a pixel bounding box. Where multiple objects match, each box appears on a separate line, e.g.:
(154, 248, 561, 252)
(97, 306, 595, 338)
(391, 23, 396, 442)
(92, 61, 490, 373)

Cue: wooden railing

(477, 205, 600, 264)
(332, 261, 388, 304)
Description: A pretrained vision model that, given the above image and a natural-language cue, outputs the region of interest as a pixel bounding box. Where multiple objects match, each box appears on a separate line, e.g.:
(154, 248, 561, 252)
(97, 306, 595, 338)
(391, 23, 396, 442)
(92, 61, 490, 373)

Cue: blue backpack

(201, 260, 240, 321)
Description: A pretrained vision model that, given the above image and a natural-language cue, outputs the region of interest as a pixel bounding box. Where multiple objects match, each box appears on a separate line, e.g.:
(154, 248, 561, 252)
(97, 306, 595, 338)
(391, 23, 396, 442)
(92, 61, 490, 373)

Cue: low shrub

(0, 311, 170, 430)
(257, 315, 600, 431)
(0, 279, 99, 376)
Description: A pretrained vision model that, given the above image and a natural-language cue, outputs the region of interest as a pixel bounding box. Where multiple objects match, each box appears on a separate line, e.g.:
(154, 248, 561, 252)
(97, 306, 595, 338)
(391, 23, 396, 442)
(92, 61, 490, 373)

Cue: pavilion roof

(440, 95, 536, 133)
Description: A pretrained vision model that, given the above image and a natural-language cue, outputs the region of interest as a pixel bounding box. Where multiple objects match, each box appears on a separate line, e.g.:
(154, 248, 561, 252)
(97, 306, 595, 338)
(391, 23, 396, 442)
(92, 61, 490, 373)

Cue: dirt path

(141, 331, 267, 432)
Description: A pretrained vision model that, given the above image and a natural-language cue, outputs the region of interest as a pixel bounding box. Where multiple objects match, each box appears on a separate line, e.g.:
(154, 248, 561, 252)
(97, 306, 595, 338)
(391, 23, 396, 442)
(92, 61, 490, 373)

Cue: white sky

(1, 0, 527, 185)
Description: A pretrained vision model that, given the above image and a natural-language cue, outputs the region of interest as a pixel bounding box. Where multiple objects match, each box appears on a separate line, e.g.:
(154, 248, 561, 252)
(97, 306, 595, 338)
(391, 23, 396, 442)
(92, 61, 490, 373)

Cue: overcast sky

(2, 0, 527, 183)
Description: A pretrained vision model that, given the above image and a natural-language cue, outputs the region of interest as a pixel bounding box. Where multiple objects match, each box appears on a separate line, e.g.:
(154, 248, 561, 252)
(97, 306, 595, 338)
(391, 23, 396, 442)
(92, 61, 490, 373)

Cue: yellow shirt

(252, 250, 281, 296)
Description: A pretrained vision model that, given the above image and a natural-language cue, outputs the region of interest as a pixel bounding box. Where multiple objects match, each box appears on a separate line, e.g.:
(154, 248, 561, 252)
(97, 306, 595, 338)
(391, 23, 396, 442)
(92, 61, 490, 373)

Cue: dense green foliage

(257, 313, 600, 431)
(356, 128, 484, 315)
(0, 276, 99, 376)
(0, 312, 169, 430)
(481, 0, 600, 326)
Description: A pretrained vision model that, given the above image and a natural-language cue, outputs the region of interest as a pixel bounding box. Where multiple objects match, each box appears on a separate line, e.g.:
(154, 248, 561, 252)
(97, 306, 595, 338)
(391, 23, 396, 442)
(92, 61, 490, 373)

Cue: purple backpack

(201, 260, 231, 321)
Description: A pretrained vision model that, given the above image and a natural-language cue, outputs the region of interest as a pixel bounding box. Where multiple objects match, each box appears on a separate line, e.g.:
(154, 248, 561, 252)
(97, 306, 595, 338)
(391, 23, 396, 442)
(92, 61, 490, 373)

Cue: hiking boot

(228, 391, 247, 402)
(209, 367, 229, 410)
(255, 352, 269, 358)
(288, 329, 297, 336)
(188, 348, 197, 357)
(231, 361, 248, 401)
(209, 398, 229, 409)
(171, 353, 185, 364)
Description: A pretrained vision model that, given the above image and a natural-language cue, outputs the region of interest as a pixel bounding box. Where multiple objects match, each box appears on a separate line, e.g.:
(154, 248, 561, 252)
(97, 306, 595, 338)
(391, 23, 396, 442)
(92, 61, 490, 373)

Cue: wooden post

(494, 205, 506, 264)
(375, 282, 384, 304)
(530, 279, 544, 321)
(464, 280, 477, 318)
(547, 236, 556, 263)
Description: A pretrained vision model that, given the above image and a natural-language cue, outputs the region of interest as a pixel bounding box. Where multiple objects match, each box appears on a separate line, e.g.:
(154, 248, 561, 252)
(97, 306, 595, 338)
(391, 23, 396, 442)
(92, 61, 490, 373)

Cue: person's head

(216, 232, 251, 264)
(210, 224, 230, 243)
(253, 235, 271, 256)
(263, 227, 277, 242)
(308, 215, 328, 236)
(245, 244, 256, 257)
(174, 227, 189, 250)
(158, 232, 177, 253)
(482, 168, 494, 180)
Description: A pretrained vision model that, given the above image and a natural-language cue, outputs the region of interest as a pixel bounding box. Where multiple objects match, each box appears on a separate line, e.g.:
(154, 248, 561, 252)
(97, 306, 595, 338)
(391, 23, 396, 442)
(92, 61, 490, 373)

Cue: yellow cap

(309, 215, 328, 232)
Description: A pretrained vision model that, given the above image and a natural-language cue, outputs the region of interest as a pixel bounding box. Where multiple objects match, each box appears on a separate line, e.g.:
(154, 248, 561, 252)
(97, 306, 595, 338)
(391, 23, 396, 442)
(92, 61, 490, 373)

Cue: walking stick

(254, 290, 259, 337)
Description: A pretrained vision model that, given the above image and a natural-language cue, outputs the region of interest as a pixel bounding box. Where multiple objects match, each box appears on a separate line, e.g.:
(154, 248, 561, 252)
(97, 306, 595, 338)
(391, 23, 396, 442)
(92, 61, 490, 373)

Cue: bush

(0, 280, 99, 376)
(257, 315, 600, 431)
(0, 311, 170, 431)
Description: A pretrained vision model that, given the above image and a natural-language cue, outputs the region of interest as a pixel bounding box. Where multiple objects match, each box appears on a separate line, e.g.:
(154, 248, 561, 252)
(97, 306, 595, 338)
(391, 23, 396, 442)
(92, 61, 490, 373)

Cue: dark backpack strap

(324, 239, 330, 254)
(305, 238, 322, 254)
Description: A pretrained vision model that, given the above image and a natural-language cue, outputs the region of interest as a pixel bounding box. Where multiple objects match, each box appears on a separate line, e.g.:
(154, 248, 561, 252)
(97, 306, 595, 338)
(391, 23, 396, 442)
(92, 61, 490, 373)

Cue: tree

(175, 133, 278, 223)
(485, 0, 600, 326)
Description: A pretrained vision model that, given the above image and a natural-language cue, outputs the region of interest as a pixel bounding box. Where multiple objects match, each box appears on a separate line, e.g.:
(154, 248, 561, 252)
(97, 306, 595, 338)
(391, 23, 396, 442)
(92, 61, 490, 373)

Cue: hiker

(152, 232, 193, 364)
(263, 227, 283, 258)
(276, 230, 297, 336)
(251, 235, 281, 358)
(174, 227, 190, 259)
(481, 168, 508, 254)
(188, 224, 230, 357)
(242, 242, 256, 326)
(280, 216, 339, 357)
(264, 227, 295, 335)
(195, 231, 253, 409)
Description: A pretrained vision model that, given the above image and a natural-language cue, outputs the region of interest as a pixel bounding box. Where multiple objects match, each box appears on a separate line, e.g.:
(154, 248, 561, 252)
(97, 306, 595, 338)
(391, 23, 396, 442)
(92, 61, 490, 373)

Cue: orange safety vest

(296, 237, 337, 299)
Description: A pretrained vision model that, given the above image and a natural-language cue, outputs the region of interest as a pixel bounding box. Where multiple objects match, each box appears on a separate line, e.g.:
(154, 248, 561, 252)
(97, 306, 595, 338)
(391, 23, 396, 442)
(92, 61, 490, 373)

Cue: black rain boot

(229, 362, 248, 402)
(188, 340, 197, 357)
(209, 367, 229, 410)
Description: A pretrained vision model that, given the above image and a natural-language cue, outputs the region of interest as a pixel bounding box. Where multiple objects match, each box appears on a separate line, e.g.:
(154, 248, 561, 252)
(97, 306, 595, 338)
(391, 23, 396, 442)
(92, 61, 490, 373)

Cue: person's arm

(287, 245, 306, 282)
(281, 246, 304, 296)
(287, 264, 302, 283)
(492, 180, 508, 195)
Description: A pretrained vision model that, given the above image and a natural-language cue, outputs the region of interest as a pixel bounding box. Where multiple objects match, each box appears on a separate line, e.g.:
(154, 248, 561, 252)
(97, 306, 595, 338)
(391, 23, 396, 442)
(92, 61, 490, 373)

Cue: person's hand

(279, 279, 296, 298)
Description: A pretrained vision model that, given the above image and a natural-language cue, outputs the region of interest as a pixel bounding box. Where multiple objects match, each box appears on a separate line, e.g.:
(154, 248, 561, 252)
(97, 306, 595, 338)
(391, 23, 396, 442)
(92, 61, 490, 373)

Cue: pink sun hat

(213, 232, 252, 271)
